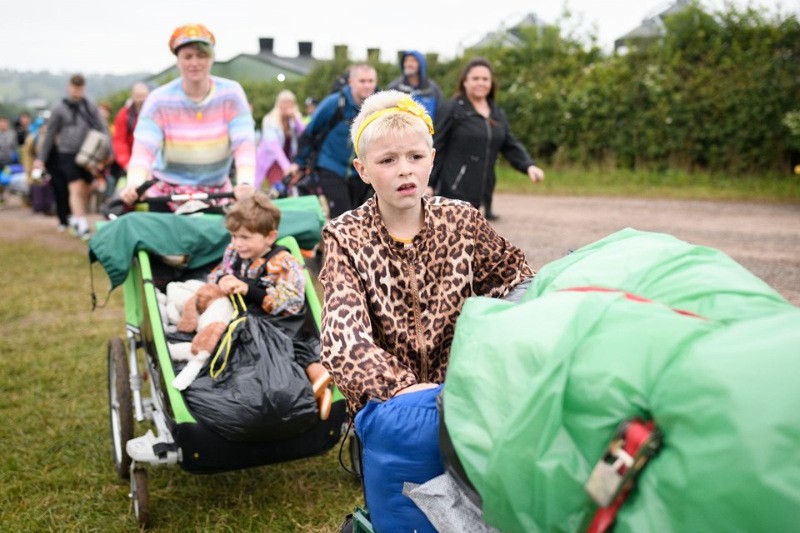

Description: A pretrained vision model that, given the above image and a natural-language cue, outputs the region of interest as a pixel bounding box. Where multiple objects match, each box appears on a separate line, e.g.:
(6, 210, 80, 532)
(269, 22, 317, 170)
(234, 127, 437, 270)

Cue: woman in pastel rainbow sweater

(120, 24, 256, 209)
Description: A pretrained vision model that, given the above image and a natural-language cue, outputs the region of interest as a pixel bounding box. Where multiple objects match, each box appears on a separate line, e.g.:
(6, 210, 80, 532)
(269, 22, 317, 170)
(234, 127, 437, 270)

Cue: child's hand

(219, 275, 249, 296)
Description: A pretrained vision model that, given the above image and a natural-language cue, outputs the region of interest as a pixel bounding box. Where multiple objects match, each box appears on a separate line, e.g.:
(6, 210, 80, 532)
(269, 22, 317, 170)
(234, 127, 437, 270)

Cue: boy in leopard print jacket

(319, 90, 534, 416)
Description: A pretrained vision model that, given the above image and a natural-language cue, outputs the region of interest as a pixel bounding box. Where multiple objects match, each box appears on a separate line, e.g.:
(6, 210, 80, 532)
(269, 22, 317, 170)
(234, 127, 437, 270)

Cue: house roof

(467, 12, 550, 50)
(615, 0, 692, 49)
(236, 50, 316, 76)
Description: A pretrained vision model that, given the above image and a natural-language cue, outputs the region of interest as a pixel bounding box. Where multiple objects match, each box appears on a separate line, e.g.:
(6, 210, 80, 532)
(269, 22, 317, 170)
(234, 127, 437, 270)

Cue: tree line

(248, 3, 798, 176)
(92, 3, 798, 176)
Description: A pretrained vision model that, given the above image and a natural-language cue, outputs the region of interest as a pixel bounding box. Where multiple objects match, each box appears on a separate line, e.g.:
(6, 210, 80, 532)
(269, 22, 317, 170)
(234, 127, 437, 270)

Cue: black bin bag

(182, 315, 319, 442)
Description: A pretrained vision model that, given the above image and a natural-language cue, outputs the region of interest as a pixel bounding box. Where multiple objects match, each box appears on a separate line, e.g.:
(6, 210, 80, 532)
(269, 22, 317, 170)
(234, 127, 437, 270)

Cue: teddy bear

(168, 283, 234, 391)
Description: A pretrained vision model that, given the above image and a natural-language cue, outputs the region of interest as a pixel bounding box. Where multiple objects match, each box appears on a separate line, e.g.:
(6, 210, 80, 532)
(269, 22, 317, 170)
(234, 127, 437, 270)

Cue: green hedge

(105, 3, 798, 177)
(276, 2, 799, 176)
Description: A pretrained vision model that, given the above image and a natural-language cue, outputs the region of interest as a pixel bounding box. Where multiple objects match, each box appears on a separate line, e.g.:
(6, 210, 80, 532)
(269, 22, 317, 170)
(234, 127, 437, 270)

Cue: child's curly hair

(224, 191, 281, 236)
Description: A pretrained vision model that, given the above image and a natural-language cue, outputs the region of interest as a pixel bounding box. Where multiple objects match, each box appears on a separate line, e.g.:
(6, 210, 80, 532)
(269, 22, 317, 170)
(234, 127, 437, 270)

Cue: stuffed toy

(169, 283, 234, 391)
(165, 279, 206, 328)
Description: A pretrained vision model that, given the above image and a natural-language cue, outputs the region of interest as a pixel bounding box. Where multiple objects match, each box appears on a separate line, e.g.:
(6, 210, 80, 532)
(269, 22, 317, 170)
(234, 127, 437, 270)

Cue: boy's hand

(219, 275, 249, 296)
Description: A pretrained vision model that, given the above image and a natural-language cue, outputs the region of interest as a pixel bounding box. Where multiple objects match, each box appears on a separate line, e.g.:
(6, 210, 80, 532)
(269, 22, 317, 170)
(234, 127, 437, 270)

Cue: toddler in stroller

(89, 192, 346, 528)
(180, 191, 333, 418)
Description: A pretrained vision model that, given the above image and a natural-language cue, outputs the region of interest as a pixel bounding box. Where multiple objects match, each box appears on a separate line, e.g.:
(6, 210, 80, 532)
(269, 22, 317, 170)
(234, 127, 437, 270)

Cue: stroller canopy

(89, 197, 325, 289)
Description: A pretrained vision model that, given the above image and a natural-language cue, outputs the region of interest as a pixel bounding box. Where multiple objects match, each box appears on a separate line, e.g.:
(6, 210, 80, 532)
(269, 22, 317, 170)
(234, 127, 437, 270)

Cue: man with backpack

(291, 63, 377, 219)
(33, 74, 108, 239)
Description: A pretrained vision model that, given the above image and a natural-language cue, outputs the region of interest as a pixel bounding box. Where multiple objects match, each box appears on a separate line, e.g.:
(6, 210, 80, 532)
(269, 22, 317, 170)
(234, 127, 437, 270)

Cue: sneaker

(77, 229, 92, 241)
(56, 224, 68, 233)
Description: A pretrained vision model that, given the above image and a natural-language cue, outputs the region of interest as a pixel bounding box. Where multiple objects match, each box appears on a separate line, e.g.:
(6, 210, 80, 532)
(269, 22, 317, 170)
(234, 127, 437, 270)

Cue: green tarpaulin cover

(444, 229, 800, 532)
(89, 196, 325, 289)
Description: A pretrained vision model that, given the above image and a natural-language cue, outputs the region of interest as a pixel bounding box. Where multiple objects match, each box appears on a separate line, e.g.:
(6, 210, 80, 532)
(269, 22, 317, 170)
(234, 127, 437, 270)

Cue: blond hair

(350, 90, 433, 159)
(263, 89, 299, 130)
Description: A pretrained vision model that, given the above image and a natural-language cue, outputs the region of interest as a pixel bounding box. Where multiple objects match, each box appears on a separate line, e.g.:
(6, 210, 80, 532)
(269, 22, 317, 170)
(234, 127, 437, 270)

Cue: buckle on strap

(585, 418, 662, 508)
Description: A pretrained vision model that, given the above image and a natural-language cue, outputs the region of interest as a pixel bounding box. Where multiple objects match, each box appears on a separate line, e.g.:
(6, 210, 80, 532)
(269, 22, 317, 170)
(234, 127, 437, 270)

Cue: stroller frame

(105, 220, 347, 528)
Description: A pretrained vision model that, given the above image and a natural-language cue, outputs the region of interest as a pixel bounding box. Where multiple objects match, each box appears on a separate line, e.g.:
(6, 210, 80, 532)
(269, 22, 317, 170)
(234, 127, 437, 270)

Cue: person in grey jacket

(0, 116, 18, 168)
(34, 74, 108, 238)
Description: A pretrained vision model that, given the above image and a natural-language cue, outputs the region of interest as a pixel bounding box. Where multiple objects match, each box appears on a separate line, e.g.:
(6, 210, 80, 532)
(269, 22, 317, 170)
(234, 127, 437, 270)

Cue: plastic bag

(182, 314, 318, 442)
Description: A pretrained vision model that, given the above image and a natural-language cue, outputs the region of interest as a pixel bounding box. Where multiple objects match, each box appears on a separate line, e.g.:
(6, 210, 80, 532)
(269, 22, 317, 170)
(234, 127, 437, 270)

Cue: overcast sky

(1, 0, 796, 75)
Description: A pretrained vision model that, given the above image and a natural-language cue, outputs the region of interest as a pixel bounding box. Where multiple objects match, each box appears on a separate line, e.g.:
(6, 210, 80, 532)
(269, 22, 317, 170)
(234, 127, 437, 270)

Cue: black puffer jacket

(430, 97, 535, 208)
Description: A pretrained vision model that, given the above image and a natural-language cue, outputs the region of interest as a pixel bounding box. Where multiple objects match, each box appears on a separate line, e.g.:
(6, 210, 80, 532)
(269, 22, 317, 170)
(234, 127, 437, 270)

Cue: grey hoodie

(38, 98, 108, 159)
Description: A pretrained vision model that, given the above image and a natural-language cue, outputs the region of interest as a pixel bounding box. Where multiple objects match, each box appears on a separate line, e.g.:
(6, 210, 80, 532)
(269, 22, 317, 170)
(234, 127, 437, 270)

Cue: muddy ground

(1, 193, 798, 304)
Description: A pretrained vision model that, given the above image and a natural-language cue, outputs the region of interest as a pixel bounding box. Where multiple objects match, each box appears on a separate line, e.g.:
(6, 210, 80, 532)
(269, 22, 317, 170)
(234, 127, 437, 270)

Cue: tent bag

(355, 385, 445, 533)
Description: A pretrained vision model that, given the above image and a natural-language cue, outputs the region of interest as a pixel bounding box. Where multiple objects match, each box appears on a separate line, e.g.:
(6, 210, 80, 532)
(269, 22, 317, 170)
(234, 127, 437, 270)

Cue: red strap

(586, 421, 656, 533)
(560, 287, 705, 319)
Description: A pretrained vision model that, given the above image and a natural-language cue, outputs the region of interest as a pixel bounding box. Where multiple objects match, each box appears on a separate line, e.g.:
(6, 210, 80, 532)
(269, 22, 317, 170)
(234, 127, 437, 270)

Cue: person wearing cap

(119, 24, 256, 209)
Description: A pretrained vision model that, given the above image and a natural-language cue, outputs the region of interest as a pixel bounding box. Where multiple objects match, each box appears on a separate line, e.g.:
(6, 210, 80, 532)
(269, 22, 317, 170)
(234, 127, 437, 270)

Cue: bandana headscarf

(169, 24, 216, 55)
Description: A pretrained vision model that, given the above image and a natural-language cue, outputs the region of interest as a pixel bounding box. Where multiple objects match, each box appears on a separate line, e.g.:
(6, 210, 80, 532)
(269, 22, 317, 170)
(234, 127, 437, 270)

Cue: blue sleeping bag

(354, 385, 445, 533)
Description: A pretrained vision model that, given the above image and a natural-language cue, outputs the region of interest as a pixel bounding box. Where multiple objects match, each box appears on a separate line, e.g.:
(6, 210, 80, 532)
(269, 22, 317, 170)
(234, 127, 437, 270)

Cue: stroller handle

(103, 179, 236, 219)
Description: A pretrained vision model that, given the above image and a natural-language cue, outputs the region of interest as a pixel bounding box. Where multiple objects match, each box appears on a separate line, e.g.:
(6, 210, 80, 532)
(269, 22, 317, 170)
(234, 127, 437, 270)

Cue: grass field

(495, 165, 800, 203)
(0, 241, 361, 532)
(2, 169, 797, 531)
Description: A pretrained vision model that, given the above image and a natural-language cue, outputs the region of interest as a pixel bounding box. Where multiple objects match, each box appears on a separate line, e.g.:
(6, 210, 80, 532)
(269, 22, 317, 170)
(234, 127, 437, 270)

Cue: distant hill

(0, 69, 151, 112)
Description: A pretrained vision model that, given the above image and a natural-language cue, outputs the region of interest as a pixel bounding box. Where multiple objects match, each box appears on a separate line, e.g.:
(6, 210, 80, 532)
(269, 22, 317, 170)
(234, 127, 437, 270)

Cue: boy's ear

(267, 229, 279, 243)
(353, 158, 370, 185)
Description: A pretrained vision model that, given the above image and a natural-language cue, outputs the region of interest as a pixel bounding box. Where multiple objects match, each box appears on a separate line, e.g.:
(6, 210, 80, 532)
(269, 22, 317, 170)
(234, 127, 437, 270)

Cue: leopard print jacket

(319, 195, 534, 414)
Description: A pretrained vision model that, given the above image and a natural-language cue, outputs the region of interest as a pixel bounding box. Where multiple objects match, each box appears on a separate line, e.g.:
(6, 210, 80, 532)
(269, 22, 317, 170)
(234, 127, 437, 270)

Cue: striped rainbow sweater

(128, 76, 255, 188)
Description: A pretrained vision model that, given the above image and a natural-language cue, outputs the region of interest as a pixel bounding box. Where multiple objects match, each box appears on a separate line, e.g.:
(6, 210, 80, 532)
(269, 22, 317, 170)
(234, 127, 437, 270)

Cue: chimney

(259, 38, 274, 55)
(298, 41, 312, 57)
(333, 44, 349, 61)
(367, 48, 380, 62)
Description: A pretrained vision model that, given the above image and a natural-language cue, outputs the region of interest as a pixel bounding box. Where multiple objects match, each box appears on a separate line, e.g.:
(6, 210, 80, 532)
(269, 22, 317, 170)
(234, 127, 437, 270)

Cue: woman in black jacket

(429, 57, 544, 220)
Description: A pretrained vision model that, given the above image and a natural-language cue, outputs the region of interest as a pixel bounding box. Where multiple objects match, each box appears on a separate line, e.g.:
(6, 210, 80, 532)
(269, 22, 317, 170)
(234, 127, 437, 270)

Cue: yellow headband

(354, 96, 434, 158)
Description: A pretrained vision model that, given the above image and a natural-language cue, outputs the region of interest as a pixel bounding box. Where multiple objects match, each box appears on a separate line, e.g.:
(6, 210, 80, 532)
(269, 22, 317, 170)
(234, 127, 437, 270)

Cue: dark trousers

(48, 162, 71, 226)
(481, 173, 497, 216)
(317, 168, 373, 219)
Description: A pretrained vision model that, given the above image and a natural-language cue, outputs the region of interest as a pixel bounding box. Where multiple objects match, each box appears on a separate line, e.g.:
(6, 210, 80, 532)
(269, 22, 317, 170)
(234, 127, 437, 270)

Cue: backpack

(72, 99, 111, 172)
(329, 69, 350, 95)
(284, 88, 347, 198)
(297, 90, 347, 173)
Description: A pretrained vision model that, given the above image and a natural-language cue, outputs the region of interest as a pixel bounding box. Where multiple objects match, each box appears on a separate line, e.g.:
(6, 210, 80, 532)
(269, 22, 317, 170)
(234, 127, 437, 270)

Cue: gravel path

(489, 194, 800, 305)
(1, 192, 798, 304)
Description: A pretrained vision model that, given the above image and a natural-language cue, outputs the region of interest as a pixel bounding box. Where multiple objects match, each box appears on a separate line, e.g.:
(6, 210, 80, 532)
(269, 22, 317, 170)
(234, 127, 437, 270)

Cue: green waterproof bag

(443, 229, 800, 532)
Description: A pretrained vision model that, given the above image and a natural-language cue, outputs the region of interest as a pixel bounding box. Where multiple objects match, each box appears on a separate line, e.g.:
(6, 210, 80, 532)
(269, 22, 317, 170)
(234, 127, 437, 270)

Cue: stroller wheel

(108, 337, 134, 479)
(130, 467, 151, 528)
